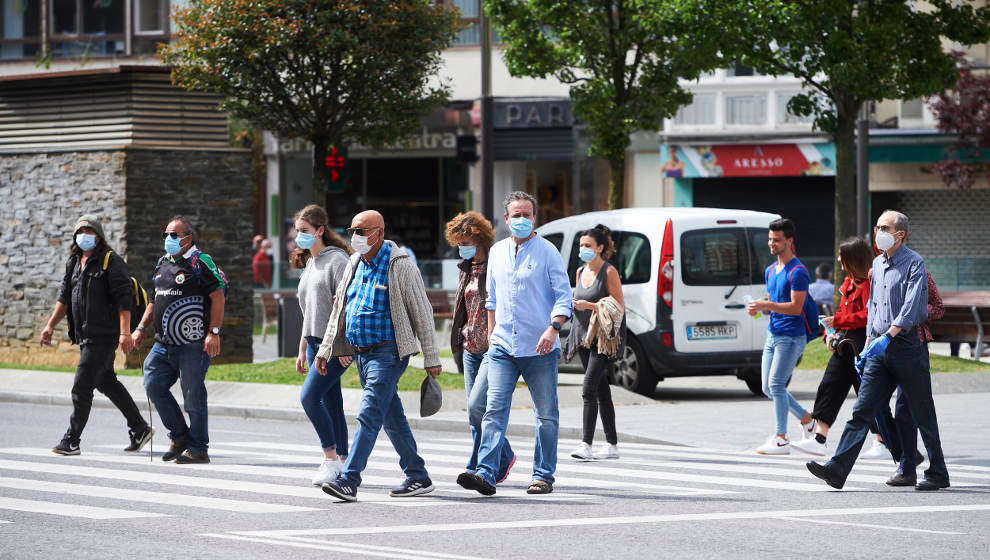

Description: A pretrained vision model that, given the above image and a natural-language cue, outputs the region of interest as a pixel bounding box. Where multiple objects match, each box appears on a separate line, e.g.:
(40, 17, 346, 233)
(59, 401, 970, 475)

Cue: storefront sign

(495, 100, 573, 129)
(277, 128, 458, 158)
(660, 143, 836, 178)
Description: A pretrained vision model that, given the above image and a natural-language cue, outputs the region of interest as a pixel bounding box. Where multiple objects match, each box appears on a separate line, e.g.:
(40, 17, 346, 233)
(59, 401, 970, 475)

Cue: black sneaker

(52, 438, 80, 456)
(162, 435, 189, 462)
(124, 426, 154, 453)
(456, 471, 496, 496)
(915, 478, 950, 491)
(322, 478, 358, 502)
(389, 478, 435, 498)
(806, 461, 845, 490)
(175, 449, 210, 464)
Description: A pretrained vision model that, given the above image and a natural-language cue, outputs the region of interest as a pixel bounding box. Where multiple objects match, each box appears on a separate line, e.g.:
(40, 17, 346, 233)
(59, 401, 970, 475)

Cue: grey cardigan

(316, 241, 441, 368)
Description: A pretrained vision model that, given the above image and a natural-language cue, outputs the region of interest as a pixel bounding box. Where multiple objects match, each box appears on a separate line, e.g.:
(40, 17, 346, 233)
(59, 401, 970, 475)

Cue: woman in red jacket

(791, 237, 875, 457)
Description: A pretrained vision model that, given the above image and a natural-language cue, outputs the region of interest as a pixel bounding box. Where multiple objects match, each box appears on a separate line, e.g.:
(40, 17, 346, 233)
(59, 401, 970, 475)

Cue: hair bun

(594, 223, 611, 235)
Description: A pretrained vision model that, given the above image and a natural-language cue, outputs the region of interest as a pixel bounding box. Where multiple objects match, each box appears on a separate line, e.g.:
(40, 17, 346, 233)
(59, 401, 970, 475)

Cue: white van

(537, 208, 781, 395)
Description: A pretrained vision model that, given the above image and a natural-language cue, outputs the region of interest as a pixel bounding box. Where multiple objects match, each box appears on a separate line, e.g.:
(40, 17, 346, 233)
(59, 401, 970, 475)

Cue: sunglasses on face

(345, 227, 378, 236)
(161, 231, 186, 240)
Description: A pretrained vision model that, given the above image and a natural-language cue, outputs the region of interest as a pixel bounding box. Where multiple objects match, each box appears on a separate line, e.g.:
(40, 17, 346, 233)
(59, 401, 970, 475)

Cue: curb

(0, 391, 683, 447)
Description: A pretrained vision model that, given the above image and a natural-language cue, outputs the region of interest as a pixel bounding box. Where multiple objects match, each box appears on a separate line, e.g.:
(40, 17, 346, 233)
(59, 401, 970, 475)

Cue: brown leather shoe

(886, 472, 917, 487)
(161, 435, 188, 462)
(175, 449, 210, 464)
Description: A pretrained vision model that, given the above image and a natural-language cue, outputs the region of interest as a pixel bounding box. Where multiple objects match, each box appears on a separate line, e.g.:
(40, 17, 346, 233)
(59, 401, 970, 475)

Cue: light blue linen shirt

(486, 234, 572, 357)
(867, 245, 929, 340)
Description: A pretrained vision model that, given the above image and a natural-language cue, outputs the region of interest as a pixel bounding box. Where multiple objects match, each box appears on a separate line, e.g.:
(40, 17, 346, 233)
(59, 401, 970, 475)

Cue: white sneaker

(593, 444, 619, 460)
(801, 419, 817, 440)
(570, 442, 594, 461)
(311, 458, 342, 486)
(791, 436, 828, 457)
(861, 439, 889, 460)
(756, 434, 790, 455)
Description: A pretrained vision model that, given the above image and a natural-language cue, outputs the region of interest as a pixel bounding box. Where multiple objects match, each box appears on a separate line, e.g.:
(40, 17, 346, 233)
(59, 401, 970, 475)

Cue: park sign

(660, 143, 836, 178)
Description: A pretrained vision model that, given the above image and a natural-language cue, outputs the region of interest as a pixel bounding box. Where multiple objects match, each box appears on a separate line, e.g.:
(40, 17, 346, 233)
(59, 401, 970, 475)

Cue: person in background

(392, 234, 418, 269)
(747, 218, 817, 455)
(293, 204, 353, 487)
(567, 224, 625, 461)
(446, 211, 517, 488)
(791, 237, 874, 457)
(808, 263, 835, 308)
(253, 234, 265, 252)
(253, 238, 273, 289)
(41, 214, 152, 456)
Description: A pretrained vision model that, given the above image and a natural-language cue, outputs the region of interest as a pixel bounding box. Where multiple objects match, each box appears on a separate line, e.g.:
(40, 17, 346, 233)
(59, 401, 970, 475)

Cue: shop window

(726, 94, 767, 125)
(0, 0, 42, 60)
(674, 94, 716, 126)
(680, 228, 748, 286)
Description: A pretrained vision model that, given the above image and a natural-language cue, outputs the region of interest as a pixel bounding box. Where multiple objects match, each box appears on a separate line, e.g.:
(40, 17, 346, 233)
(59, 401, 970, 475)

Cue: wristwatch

(135, 325, 146, 332)
(210, 327, 221, 335)
(550, 321, 562, 331)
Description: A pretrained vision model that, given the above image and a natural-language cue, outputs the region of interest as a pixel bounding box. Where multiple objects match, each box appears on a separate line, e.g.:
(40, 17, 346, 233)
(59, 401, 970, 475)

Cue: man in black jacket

(40, 214, 153, 456)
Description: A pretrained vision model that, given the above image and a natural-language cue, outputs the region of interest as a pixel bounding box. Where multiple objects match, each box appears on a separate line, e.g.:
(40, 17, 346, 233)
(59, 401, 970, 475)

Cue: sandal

(526, 480, 553, 495)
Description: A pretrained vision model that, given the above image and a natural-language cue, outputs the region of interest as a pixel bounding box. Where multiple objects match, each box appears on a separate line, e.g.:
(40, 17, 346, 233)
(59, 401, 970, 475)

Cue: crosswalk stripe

(0, 476, 322, 514)
(207, 444, 732, 496)
(201, 532, 494, 560)
(0, 496, 165, 519)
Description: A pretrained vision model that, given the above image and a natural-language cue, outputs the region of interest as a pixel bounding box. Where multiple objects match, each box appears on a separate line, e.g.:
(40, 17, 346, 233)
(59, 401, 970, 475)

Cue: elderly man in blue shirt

(807, 210, 949, 491)
(457, 191, 572, 496)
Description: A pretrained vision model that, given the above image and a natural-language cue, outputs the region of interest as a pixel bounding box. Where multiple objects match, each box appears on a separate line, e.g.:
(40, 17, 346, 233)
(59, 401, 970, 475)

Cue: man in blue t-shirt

(747, 218, 816, 455)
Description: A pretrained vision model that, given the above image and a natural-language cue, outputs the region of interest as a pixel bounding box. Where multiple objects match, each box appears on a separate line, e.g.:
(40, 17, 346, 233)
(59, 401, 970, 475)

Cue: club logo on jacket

(175, 273, 186, 285)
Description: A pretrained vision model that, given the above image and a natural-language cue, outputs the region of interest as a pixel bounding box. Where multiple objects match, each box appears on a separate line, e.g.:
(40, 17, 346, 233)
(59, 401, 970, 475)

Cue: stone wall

(124, 149, 254, 364)
(0, 148, 254, 367)
(0, 151, 127, 366)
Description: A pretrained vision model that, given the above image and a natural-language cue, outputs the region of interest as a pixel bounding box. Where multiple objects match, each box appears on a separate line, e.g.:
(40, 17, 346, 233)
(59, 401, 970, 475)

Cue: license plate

(687, 324, 737, 340)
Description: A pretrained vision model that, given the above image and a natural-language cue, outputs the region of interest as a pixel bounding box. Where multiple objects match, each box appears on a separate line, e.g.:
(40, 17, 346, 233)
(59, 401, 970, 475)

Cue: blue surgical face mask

(164, 235, 187, 256)
(578, 247, 596, 262)
(458, 245, 476, 260)
(75, 233, 97, 252)
(509, 217, 533, 238)
(296, 232, 315, 250)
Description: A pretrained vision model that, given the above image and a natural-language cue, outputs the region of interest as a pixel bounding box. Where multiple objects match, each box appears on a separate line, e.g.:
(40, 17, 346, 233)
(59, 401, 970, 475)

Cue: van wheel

(610, 336, 657, 396)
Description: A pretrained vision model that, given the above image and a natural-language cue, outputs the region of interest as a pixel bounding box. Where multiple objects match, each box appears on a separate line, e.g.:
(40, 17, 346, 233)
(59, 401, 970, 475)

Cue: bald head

(352, 210, 384, 230)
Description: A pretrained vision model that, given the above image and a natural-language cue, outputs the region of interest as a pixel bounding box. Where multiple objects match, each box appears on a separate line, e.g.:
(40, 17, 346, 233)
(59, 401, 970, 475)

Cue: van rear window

(680, 228, 748, 286)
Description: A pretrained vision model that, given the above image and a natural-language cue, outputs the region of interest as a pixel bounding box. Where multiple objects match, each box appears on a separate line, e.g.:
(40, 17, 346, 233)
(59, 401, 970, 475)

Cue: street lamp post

(480, 4, 494, 222)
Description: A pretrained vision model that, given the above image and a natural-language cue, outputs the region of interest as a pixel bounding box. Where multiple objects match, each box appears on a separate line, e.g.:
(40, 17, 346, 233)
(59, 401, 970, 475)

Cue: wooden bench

(260, 292, 280, 342)
(427, 289, 454, 332)
(930, 291, 990, 360)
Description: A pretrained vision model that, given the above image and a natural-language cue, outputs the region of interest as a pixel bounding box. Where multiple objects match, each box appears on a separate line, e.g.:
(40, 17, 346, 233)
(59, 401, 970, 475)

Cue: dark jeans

(874, 346, 929, 475)
(579, 347, 617, 445)
(143, 341, 211, 451)
(826, 334, 949, 483)
(65, 342, 147, 444)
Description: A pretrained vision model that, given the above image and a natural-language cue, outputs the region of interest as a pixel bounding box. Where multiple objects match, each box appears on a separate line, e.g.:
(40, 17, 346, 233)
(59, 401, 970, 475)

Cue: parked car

(538, 207, 780, 396)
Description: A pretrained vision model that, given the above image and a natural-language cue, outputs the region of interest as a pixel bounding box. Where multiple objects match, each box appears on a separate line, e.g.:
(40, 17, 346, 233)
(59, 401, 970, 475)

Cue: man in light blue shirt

(807, 210, 949, 491)
(808, 263, 834, 308)
(457, 191, 571, 496)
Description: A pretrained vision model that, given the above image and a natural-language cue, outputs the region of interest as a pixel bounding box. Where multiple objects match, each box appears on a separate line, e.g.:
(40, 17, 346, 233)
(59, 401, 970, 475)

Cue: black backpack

(101, 251, 148, 332)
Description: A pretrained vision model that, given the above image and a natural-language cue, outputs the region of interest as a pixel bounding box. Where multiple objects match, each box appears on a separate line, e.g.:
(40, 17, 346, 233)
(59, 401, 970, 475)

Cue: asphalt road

(2, 401, 989, 559)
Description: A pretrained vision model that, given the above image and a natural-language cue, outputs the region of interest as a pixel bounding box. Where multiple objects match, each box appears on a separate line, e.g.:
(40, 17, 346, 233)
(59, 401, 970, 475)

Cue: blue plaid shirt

(345, 243, 395, 347)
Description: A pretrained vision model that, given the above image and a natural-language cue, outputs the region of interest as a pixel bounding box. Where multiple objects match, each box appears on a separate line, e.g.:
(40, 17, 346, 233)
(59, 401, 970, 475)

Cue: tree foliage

(161, 0, 460, 202)
(930, 52, 990, 189)
(485, 0, 723, 209)
(716, 0, 990, 270)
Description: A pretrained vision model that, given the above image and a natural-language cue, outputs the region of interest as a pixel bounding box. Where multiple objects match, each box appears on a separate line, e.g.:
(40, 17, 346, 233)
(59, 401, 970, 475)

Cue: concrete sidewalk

(4, 366, 990, 451)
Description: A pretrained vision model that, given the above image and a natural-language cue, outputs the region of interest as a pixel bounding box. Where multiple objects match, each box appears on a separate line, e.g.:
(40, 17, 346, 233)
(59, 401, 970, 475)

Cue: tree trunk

(832, 96, 859, 297)
(311, 136, 329, 206)
(608, 151, 625, 210)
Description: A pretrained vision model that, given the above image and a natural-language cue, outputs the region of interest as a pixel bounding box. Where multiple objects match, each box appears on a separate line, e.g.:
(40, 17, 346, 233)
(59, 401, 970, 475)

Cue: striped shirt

(867, 245, 929, 340)
(344, 242, 395, 347)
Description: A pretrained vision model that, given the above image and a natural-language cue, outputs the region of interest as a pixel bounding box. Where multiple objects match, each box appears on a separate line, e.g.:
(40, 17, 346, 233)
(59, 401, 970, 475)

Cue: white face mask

(351, 232, 375, 255)
(875, 230, 897, 252)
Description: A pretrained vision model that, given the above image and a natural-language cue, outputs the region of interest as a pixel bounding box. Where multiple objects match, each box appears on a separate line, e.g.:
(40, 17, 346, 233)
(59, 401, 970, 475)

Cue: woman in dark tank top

(564, 224, 625, 461)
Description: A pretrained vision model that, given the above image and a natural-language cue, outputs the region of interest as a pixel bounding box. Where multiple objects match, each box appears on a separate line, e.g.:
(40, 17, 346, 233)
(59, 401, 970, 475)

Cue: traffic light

(325, 145, 348, 192)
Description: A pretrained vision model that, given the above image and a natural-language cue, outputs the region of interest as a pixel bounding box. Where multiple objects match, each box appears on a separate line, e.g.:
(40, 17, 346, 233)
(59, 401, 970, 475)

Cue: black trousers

(579, 347, 617, 445)
(810, 328, 884, 434)
(65, 342, 147, 443)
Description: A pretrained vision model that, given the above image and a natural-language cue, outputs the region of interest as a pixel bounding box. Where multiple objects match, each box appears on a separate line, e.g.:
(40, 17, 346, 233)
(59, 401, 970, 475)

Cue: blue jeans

(142, 341, 211, 451)
(340, 342, 428, 486)
(827, 335, 949, 483)
(301, 337, 348, 455)
(476, 344, 559, 487)
(761, 333, 808, 435)
(463, 351, 514, 474)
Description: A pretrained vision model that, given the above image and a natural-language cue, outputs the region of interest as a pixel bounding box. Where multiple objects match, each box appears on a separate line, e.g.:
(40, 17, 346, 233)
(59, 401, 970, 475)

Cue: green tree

(718, 0, 990, 267)
(485, 0, 722, 209)
(161, 0, 460, 203)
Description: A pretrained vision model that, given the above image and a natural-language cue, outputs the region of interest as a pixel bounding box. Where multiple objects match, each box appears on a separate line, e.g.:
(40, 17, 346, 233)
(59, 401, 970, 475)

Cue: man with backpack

(131, 215, 226, 464)
(40, 214, 153, 456)
(747, 218, 819, 455)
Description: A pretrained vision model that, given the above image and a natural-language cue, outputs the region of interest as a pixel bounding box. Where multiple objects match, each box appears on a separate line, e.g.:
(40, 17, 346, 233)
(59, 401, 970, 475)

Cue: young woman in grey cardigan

(292, 205, 353, 486)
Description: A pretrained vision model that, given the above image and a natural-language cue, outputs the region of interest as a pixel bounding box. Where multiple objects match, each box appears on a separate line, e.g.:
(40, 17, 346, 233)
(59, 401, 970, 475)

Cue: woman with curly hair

(292, 204, 353, 487)
(445, 211, 517, 487)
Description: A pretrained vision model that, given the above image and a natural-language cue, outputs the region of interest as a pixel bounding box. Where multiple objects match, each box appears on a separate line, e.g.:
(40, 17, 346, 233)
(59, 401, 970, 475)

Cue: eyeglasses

(161, 231, 186, 240)
(345, 227, 379, 236)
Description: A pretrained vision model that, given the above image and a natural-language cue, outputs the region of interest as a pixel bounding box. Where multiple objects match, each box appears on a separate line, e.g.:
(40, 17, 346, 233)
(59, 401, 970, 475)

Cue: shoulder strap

(788, 263, 808, 286)
(102, 250, 113, 271)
